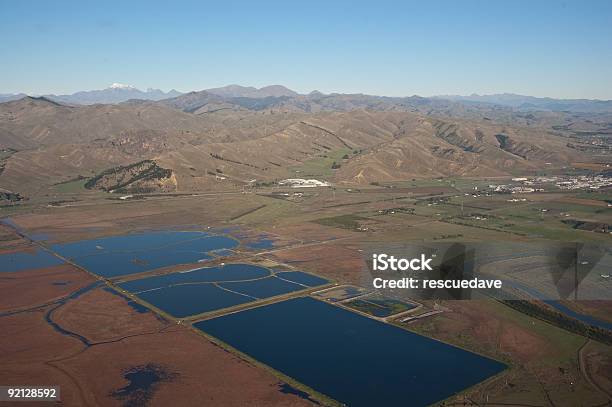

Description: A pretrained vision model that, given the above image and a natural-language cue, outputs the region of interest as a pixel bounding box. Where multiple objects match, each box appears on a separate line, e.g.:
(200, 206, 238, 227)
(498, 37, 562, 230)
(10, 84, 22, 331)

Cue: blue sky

(1, 0, 611, 99)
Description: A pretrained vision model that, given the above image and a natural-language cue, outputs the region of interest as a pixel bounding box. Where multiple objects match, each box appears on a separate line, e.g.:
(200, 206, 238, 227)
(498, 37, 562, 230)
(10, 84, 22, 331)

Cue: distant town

(490, 174, 612, 195)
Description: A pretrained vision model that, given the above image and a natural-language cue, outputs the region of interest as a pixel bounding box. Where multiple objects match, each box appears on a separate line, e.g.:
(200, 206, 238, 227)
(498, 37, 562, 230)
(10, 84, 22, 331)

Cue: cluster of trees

(85, 160, 172, 193)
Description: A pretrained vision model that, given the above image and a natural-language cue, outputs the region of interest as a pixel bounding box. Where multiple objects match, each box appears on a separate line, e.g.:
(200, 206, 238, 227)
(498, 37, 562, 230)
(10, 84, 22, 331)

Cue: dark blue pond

(158, 236, 237, 253)
(137, 284, 253, 317)
(121, 265, 328, 316)
(276, 271, 329, 287)
(220, 276, 305, 299)
(118, 264, 271, 292)
(72, 250, 212, 278)
(195, 297, 506, 407)
(0, 249, 64, 272)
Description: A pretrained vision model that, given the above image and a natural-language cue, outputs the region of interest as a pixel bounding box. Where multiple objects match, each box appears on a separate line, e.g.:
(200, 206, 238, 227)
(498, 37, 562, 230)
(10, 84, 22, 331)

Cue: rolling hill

(205, 84, 299, 98)
(0, 93, 595, 199)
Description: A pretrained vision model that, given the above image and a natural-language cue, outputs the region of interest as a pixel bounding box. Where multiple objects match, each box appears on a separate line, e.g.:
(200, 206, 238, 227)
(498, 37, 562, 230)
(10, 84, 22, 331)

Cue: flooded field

(0, 248, 64, 272)
(51, 231, 212, 257)
(51, 231, 239, 278)
(196, 297, 506, 407)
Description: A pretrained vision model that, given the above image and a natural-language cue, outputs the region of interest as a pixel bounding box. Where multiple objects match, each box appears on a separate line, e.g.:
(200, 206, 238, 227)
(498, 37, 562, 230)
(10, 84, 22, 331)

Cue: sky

(1, 0, 611, 99)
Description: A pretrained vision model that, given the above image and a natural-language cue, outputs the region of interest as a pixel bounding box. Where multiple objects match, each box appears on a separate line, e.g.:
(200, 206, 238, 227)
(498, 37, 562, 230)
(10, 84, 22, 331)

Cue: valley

(0, 86, 610, 407)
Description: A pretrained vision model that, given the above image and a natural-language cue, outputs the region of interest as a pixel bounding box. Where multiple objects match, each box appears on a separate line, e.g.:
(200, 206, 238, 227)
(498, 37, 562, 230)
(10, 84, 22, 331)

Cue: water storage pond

(50, 231, 239, 278)
(118, 264, 328, 318)
(2, 229, 329, 317)
(195, 297, 506, 407)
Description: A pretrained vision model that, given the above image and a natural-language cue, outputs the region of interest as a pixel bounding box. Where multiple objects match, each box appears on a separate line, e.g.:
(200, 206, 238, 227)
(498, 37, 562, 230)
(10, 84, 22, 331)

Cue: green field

(574, 190, 612, 202)
(289, 148, 352, 179)
(52, 178, 89, 193)
(312, 213, 368, 231)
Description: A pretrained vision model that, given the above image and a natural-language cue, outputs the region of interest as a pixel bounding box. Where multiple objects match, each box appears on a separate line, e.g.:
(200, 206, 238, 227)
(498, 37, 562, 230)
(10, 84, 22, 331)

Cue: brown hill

(0, 96, 219, 147)
(85, 160, 177, 193)
(205, 85, 299, 98)
(0, 97, 588, 196)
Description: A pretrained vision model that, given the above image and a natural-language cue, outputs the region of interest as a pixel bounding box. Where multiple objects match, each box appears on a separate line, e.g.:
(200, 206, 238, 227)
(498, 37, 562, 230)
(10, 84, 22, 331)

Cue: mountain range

(0, 84, 298, 106)
(2, 84, 612, 113)
(0, 84, 182, 105)
(205, 84, 299, 99)
(435, 93, 612, 113)
(0, 85, 609, 199)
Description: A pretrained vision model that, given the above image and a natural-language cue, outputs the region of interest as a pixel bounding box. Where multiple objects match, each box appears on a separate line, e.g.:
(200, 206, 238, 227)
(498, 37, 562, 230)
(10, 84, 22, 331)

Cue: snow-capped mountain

(109, 83, 137, 90)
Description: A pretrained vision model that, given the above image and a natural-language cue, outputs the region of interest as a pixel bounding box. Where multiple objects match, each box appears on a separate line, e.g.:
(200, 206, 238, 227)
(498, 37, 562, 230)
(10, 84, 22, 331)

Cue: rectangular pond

(195, 297, 506, 407)
(118, 264, 329, 318)
(137, 284, 254, 317)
